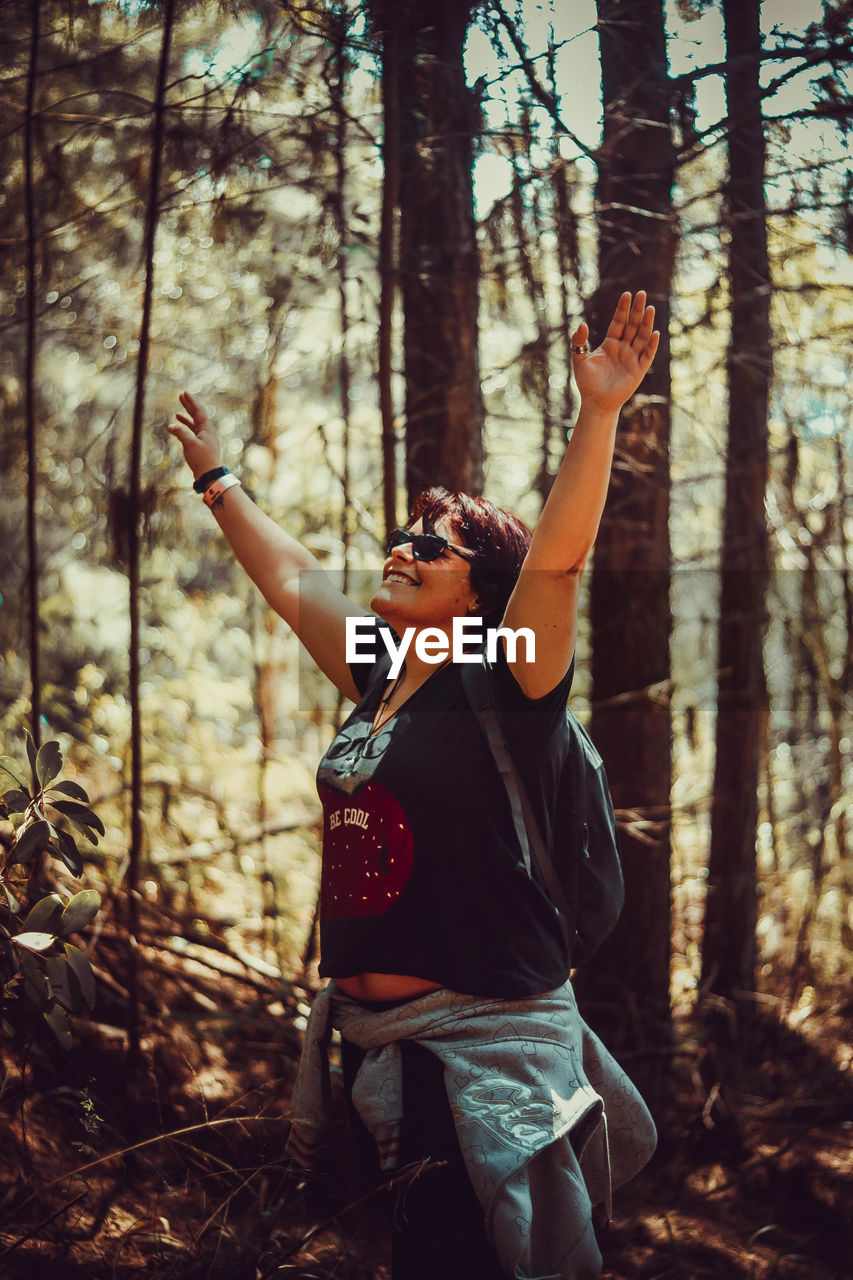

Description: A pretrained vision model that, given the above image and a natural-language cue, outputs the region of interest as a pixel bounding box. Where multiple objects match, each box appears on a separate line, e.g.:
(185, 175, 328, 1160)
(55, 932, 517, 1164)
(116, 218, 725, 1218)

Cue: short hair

(409, 487, 531, 629)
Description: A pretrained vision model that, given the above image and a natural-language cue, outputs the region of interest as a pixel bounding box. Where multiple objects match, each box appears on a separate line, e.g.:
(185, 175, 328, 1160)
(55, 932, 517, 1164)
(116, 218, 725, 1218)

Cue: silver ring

(571, 344, 589, 354)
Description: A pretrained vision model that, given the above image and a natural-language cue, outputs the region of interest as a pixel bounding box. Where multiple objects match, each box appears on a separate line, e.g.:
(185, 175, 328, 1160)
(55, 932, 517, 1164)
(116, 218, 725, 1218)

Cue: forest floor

(0, 923, 850, 1280)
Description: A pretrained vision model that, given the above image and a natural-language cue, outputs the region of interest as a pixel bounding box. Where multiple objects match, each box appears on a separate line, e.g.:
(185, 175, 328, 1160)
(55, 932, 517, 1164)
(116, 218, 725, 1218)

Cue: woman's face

(369, 516, 479, 634)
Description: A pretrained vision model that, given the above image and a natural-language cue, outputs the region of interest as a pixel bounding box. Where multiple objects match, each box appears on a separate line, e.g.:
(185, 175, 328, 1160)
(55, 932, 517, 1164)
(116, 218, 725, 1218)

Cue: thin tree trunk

(548, 23, 578, 446)
(377, 1, 400, 537)
(700, 0, 772, 1040)
(126, 0, 175, 1075)
(509, 127, 554, 508)
(836, 433, 853, 697)
(550, 157, 577, 437)
(834, 433, 851, 883)
(396, 0, 484, 503)
(577, 0, 676, 1071)
(24, 0, 41, 751)
(331, 9, 353, 729)
(333, 6, 352, 594)
(254, 601, 282, 969)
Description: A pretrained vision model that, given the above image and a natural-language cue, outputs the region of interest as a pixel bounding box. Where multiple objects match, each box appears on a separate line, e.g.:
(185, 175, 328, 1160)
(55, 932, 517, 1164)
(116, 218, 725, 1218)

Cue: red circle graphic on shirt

(318, 780, 415, 919)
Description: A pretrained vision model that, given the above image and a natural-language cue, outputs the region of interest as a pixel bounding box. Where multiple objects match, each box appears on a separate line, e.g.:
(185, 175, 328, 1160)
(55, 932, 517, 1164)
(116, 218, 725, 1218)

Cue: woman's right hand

(167, 391, 221, 481)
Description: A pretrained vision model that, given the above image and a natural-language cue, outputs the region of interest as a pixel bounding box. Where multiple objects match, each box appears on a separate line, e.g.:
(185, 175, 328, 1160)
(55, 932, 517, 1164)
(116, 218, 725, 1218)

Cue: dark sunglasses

(385, 528, 475, 563)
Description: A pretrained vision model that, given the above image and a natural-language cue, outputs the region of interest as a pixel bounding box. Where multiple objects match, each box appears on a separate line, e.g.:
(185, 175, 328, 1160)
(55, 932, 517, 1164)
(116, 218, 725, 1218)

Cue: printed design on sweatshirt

(318, 780, 414, 919)
(452, 1075, 560, 1154)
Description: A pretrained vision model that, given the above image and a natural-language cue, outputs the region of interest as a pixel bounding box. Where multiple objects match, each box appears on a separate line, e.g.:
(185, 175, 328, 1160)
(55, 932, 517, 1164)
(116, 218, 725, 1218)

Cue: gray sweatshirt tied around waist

(286, 980, 656, 1280)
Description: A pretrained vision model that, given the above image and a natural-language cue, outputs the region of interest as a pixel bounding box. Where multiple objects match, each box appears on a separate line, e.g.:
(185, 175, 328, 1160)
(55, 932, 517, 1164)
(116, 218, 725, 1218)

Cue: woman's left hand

(571, 291, 659, 413)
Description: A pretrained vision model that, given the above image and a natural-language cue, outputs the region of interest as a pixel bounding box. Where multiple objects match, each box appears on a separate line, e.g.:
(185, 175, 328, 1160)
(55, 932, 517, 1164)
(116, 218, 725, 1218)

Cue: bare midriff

(335, 972, 443, 1002)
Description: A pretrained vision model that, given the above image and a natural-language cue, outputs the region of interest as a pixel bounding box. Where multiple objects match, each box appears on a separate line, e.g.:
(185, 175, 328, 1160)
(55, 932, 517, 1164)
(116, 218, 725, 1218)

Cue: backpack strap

(460, 658, 580, 951)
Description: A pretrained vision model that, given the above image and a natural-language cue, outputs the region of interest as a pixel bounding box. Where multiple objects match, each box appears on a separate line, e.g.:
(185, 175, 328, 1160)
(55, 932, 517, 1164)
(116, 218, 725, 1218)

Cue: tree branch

(489, 0, 597, 161)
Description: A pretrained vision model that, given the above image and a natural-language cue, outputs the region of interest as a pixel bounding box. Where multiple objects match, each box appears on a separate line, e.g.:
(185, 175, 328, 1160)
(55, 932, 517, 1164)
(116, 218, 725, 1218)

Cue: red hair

(409, 487, 531, 628)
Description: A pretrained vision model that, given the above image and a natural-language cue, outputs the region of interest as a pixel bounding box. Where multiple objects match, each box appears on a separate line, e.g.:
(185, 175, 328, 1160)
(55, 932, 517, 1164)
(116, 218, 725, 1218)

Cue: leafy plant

(0, 735, 102, 1051)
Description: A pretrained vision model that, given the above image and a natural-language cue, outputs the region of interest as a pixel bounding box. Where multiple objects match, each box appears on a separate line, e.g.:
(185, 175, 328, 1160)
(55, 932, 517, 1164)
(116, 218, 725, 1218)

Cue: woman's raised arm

(502, 291, 660, 698)
(168, 392, 367, 702)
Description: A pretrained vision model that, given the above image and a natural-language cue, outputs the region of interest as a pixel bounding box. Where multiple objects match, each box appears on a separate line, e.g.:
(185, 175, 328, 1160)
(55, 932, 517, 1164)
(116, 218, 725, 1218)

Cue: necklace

(370, 677, 401, 737)
(371, 655, 453, 736)
(342, 658, 451, 778)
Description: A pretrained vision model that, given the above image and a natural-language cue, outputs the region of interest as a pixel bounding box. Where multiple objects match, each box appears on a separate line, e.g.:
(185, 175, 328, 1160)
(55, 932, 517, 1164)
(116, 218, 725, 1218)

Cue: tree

(577, 0, 676, 1062)
(23, 0, 41, 752)
(125, 0, 177, 1075)
(370, 0, 485, 506)
(700, 0, 772, 1037)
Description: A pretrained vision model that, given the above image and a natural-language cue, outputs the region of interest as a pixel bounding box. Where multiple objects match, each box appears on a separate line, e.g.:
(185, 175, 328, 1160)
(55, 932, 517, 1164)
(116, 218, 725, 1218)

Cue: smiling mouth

(384, 570, 419, 587)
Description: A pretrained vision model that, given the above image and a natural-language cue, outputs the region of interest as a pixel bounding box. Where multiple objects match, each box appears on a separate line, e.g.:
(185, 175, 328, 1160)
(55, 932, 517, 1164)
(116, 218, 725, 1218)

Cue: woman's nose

(391, 539, 415, 563)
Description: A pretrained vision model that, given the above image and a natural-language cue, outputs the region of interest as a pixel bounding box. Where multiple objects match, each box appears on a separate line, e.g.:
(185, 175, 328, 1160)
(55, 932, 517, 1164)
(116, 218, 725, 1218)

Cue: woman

(169, 292, 660, 1279)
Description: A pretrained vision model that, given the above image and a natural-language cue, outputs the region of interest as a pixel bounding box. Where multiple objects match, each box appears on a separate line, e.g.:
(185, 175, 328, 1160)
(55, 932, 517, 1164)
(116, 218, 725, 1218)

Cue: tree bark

(700, 0, 772, 1039)
(390, 0, 484, 505)
(377, 1, 401, 537)
(126, 0, 175, 1076)
(576, 0, 676, 1064)
(509, 122, 554, 508)
(24, 0, 41, 751)
(332, 8, 353, 595)
(548, 18, 579, 450)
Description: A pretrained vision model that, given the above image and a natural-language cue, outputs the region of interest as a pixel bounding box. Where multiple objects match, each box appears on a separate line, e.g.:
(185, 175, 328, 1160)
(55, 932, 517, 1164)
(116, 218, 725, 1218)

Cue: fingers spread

(634, 304, 655, 348)
(640, 330, 660, 369)
(606, 291, 632, 340)
(623, 291, 647, 343)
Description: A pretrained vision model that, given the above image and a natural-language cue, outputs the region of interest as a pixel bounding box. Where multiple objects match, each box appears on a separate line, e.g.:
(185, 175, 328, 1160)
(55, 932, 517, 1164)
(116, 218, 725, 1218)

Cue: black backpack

(461, 657, 624, 966)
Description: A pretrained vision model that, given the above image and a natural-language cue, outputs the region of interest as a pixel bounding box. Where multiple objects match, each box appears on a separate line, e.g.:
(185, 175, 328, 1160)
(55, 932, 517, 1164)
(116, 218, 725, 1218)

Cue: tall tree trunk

(509, 119, 554, 508)
(377, 2, 401, 537)
(126, 0, 175, 1076)
(392, 0, 484, 504)
(332, 8, 352, 591)
(24, 0, 41, 751)
(548, 28, 579, 455)
(700, 0, 772, 1040)
(332, 8, 352, 722)
(576, 0, 676, 1069)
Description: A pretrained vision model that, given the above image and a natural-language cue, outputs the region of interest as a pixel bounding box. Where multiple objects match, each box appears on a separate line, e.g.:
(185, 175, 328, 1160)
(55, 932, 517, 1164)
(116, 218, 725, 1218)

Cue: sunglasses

(385, 528, 475, 563)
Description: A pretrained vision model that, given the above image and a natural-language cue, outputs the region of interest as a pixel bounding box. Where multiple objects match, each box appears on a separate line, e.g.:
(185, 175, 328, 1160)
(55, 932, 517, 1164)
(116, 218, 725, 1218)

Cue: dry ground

(0, 932, 850, 1280)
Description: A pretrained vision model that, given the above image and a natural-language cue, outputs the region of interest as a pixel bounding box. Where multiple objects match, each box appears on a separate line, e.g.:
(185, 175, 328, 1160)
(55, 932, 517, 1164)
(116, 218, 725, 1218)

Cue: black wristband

(193, 466, 229, 493)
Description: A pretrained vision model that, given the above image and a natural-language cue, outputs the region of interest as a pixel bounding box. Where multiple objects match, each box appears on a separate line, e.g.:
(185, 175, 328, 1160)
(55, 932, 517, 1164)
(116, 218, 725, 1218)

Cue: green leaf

(24, 731, 38, 784)
(24, 894, 64, 934)
(50, 801, 105, 838)
(1, 789, 30, 813)
(45, 956, 75, 1011)
(10, 819, 52, 865)
(43, 1003, 73, 1050)
(0, 757, 30, 791)
(14, 931, 57, 953)
(35, 742, 62, 789)
(56, 829, 84, 877)
(64, 943, 96, 1010)
(0, 924, 15, 973)
(59, 890, 101, 937)
(49, 779, 90, 804)
(20, 951, 50, 1006)
(1, 883, 21, 915)
(61, 815, 99, 846)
